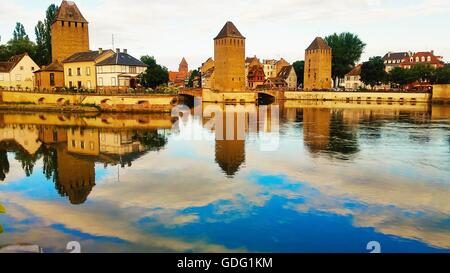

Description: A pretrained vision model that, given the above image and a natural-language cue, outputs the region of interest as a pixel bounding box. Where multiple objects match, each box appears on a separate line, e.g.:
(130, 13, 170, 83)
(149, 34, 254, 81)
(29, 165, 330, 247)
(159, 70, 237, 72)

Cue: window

(62, 21, 64, 27)
(72, 140, 76, 147)
(98, 77, 103, 86)
(427, 56, 431, 62)
(50, 73, 55, 86)
(87, 80, 91, 89)
(80, 141, 85, 149)
(111, 66, 115, 73)
(69, 81, 73, 88)
(86, 67, 91, 76)
(421, 56, 425, 62)
(130, 66, 136, 74)
(111, 77, 117, 86)
(16, 74, 21, 81)
(68, 68, 72, 76)
(90, 142, 95, 150)
(0, 74, 3, 81)
(416, 57, 419, 62)
(31, 67, 35, 71)
(20, 66, 24, 70)
(77, 67, 81, 76)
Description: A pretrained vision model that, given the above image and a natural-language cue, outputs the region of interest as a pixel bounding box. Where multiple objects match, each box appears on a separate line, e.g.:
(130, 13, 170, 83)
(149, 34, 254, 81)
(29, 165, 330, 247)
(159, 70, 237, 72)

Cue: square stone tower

(304, 37, 332, 91)
(51, 0, 90, 63)
(213, 22, 246, 92)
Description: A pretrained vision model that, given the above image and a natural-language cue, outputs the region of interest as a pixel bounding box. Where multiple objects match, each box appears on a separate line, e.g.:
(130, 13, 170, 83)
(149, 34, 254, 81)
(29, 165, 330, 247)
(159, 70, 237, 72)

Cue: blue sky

(0, 0, 449, 70)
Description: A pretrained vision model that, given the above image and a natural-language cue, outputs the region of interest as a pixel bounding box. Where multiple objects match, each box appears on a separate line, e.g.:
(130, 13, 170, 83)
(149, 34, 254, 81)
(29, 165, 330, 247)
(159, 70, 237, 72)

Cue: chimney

(98, 48, 103, 54)
(123, 49, 128, 54)
(431, 50, 434, 55)
(116, 48, 121, 53)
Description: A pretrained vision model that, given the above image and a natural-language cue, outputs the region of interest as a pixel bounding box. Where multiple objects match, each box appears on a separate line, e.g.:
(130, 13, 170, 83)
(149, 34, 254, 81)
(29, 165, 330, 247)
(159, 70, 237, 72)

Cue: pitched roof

(180, 57, 188, 66)
(62, 50, 113, 63)
(0, 53, 28, 73)
(345, 64, 362, 76)
(34, 61, 64, 73)
(96, 52, 147, 67)
(277, 65, 294, 79)
(382, 52, 411, 61)
(306, 37, 331, 51)
(54, 0, 88, 23)
(215, 21, 245, 40)
(401, 51, 445, 66)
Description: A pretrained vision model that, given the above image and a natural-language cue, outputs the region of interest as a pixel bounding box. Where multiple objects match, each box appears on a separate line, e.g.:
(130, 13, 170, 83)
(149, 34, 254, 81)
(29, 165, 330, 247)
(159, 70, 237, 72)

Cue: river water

(0, 101, 449, 253)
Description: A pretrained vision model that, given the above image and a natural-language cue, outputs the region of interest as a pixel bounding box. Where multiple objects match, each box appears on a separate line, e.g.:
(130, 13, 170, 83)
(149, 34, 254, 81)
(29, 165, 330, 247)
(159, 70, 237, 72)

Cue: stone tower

(179, 57, 188, 74)
(304, 37, 332, 91)
(214, 21, 246, 92)
(51, 0, 90, 63)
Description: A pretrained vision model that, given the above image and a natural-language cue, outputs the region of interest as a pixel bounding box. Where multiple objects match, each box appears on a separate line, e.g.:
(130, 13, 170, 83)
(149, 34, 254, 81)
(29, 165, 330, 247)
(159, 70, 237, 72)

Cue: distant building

(169, 58, 189, 87)
(202, 67, 215, 89)
(304, 37, 332, 91)
(0, 53, 39, 90)
(247, 61, 265, 89)
(262, 59, 277, 79)
(67, 128, 100, 156)
(383, 52, 412, 72)
(34, 61, 64, 91)
(400, 51, 445, 69)
(277, 65, 297, 90)
(62, 49, 114, 90)
(344, 65, 366, 90)
(96, 49, 147, 92)
(262, 77, 287, 89)
(275, 58, 290, 75)
(214, 21, 246, 92)
(200, 57, 214, 74)
(51, 0, 90, 63)
(245, 56, 261, 87)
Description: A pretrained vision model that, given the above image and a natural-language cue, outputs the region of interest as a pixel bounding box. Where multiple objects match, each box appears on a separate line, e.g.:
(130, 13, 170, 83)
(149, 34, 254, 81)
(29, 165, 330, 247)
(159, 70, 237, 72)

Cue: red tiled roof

(401, 51, 444, 66)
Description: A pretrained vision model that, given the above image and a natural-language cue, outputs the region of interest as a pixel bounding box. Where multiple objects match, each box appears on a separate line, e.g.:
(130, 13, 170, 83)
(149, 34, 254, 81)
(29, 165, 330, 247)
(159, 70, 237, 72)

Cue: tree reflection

(134, 130, 168, 152)
(0, 149, 9, 181)
(327, 111, 360, 159)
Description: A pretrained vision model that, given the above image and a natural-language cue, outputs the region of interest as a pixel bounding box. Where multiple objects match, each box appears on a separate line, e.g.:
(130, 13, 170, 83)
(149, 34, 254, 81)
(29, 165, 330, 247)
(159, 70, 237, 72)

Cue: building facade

(400, 51, 445, 69)
(247, 62, 266, 89)
(213, 21, 246, 92)
(62, 49, 114, 90)
(169, 58, 189, 87)
(304, 37, 332, 91)
(96, 49, 147, 92)
(383, 52, 412, 72)
(34, 61, 65, 91)
(344, 65, 366, 90)
(0, 53, 39, 90)
(277, 65, 297, 90)
(51, 0, 90, 63)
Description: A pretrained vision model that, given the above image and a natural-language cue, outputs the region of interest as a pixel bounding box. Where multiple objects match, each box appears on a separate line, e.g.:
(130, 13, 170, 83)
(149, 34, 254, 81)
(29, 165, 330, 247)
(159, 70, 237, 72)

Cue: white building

(0, 53, 39, 90)
(96, 49, 147, 92)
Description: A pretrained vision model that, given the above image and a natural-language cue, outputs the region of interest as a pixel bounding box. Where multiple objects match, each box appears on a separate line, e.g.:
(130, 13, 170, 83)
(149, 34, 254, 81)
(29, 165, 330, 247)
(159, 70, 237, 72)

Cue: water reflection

(0, 113, 171, 204)
(0, 102, 449, 253)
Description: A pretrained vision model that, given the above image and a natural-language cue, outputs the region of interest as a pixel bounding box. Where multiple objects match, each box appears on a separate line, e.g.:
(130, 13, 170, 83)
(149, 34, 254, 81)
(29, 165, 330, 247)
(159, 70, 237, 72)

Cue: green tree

(388, 67, 416, 89)
(7, 22, 37, 60)
(0, 44, 11, 61)
(292, 60, 305, 87)
(360, 56, 387, 89)
(35, 4, 58, 65)
(140, 55, 169, 89)
(410, 64, 435, 84)
(325, 32, 366, 86)
(12, 22, 29, 41)
(187, 69, 199, 88)
(434, 65, 450, 84)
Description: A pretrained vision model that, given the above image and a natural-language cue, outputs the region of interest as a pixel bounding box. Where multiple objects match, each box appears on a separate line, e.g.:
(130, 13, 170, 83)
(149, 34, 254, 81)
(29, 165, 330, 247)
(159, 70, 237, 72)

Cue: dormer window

(427, 56, 431, 62)
(415, 57, 419, 62)
(421, 56, 425, 62)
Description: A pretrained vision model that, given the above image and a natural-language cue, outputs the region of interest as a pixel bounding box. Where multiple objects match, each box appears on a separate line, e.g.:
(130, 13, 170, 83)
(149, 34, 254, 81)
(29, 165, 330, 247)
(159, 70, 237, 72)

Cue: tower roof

(214, 21, 245, 40)
(180, 57, 188, 66)
(54, 0, 88, 23)
(306, 37, 331, 51)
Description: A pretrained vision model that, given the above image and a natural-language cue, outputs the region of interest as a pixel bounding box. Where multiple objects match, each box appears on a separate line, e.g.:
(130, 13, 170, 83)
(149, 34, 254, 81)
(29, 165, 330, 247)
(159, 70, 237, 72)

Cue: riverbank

(0, 90, 177, 113)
